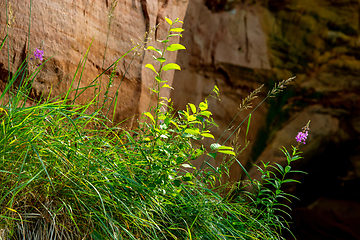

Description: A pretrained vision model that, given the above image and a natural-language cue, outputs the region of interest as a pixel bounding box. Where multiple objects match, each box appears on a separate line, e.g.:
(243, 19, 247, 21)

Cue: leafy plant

(0, 11, 308, 240)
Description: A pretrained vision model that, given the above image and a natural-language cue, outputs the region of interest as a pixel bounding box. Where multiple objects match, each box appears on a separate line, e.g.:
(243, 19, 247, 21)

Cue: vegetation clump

(0, 13, 307, 240)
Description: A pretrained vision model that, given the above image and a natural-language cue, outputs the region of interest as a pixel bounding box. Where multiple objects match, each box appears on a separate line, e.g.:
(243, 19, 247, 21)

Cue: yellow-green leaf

(147, 46, 162, 55)
(218, 150, 236, 156)
(162, 63, 181, 71)
(170, 120, 180, 130)
(166, 44, 186, 51)
(185, 128, 200, 135)
(218, 146, 233, 150)
(145, 64, 158, 74)
(169, 34, 182, 38)
(155, 76, 167, 83)
(165, 17, 173, 25)
(187, 115, 196, 122)
(158, 39, 169, 43)
(161, 84, 174, 90)
(189, 103, 196, 114)
(155, 57, 166, 63)
(199, 101, 208, 111)
(149, 88, 159, 93)
(199, 110, 212, 117)
(201, 133, 215, 139)
(170, 28, 184, 32)
(143, 112, 155, 123)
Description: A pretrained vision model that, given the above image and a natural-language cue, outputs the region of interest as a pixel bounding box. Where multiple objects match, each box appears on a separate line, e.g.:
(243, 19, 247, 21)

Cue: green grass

(0, 12, 306, 240)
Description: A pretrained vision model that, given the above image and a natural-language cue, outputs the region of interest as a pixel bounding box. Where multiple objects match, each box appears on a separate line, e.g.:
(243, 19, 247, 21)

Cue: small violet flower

(34, 48, 44, 61)
(296, 121, 310, 145)
(295, 131, 308, 144)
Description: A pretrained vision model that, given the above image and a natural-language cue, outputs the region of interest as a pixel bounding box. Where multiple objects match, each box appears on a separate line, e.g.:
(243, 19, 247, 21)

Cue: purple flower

(295, 131, 308, 144)
(34, 48, 44, 61)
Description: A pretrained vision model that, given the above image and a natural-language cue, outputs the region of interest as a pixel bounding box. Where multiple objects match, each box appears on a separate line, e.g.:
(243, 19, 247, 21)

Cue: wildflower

(296, 120, 310, 145)
(295, 131, 308, 144)
(34, 48, 44, 61)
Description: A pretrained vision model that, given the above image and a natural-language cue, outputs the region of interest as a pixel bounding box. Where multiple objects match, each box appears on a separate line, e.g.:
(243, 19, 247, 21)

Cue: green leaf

(0, 35, 7, 51)
(199, 110, 212, 117)
(210, 143, 221, 151)
(157, 39, 169, 43)
(201, 133, 214, 139)
(145, 64, 158, 75)
(165, 17, 173, 25)
(245, 114, 251, 141)
(170, 28, 184, 32)
(185, 128, 200, 135)
(207, 153, 217, 159)
(199, 101, 208, 111)
(147, 46, 162, 55)
(155, 76, 167, 83)
(161, 84, 174, 90)
(288, 170, 308, 174)
(189, 103, 196, 114)
(173, 18, 183, 24)
(149, 88, 159, 93)
(162, 63, 181, 71)
(182, 172, 193, 181)
(155, 57, 166, 63)
(274, 163, 284, 174)
(218, 146, 233, 150)
(170, 120, 180, 130)
(218, 150, 236, 156)
(187, 115, 196, 121)
(169, 34, 182, 38)
(282, 179, 301, 184)
(166, 44, 186, 51)
(143, 112, 155, 123)
(285, 165, 291, 174)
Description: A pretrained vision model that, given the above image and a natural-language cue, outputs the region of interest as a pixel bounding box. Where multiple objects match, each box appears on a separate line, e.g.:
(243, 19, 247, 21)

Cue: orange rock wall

(0, 0, 188, 125)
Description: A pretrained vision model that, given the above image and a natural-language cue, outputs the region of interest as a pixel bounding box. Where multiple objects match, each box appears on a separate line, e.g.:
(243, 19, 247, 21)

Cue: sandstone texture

(171, 0, 271, 177)
(0, 0, 188, 125)
(171, 0, 360, 238)
(1, 0, 360, 238)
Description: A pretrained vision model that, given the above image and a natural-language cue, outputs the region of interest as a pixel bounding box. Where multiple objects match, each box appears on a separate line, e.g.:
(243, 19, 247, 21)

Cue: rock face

(171, 0, 271, 177)
(1, 0, 360, 238)
(0, 0, 188, 125)
(171, 0, 360, 238)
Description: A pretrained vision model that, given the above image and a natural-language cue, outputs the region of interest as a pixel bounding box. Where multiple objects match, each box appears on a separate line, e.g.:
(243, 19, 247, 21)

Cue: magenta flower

(295, 120, 310, 145)
(34, 48, 44, 61)
(295, 131, 308, 144)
